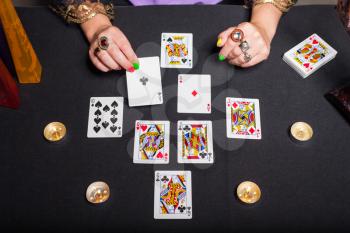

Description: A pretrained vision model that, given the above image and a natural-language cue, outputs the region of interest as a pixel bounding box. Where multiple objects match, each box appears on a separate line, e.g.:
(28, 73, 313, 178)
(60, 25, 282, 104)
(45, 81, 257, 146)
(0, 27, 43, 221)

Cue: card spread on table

(226, 97, 262, 139)
(87, 97, 124, 138)
(161, 33, 193, 69)
(133, 120, 170, 164)
(154, 170, 192, 219)
(177, 74, 211, 114)
(126, 56, 163, 107)
(177, 121, 214, 164)
(283, 33, 337, 78)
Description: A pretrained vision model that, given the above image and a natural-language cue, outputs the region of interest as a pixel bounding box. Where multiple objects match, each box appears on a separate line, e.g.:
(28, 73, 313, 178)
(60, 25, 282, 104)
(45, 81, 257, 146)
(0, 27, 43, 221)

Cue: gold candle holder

(290, 122, 313, 142)
(237, 181, 261, 204)
(43, 122, 66, 142)
(86, 181, 110, 204)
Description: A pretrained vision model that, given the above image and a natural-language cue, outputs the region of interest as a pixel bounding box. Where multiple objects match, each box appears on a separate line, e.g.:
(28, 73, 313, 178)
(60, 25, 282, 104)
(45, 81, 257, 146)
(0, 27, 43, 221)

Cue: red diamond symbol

(249, 127, 255, 134)
(192, 90, 198, 97)
(233, 102, 238, 108)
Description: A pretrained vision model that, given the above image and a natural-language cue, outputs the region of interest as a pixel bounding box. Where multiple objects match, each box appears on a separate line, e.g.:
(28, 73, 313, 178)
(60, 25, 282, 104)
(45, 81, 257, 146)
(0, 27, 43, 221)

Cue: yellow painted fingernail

(217, 38, 222, 47)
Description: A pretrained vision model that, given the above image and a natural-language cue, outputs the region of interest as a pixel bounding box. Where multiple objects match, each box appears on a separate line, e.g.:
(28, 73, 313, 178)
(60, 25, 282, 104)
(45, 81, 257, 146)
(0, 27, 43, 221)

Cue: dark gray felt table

(1, 4, 350, 233)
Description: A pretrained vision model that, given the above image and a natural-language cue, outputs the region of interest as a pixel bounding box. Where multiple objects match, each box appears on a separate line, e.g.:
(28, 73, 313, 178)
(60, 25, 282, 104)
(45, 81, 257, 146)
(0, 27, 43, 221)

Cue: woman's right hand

(81, 14, 138, 72)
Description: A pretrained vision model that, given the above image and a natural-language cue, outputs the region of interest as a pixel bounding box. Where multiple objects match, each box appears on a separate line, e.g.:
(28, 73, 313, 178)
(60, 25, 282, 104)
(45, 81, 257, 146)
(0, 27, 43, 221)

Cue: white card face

(177, 74, 211, 114)
(177, 121, 214, 164)
(133, 120, 170, 164)
(283, 33, 337, 78)
(126, 57, 163, 107)
(154, 170, 192, 219)
(161, 33, 193, 69)
(226, 97, 262, 140)
(87, 97, 124, 138)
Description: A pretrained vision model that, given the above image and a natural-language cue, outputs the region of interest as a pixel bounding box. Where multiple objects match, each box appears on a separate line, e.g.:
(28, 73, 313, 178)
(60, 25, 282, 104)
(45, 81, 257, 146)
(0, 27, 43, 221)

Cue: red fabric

(0, 58, 20, 109)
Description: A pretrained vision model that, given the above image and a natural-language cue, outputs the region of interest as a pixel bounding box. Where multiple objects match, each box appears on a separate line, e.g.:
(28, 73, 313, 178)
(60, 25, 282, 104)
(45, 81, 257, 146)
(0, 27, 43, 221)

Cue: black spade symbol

(95, 101, 102, 108)
(102, 121, 109, 129)
(111, 109, 118, 116)
(110, 125, 117, 133)
(103, 105, 110, 112)
(181, 58, 187, 63)
(110, 117, 118, 124)
(111, 101, 118, 108)
(167, 37, 173, 43)
(94, 109, 102, 116)
(93, 125, 101, 133)
(94, 117, 101, 124)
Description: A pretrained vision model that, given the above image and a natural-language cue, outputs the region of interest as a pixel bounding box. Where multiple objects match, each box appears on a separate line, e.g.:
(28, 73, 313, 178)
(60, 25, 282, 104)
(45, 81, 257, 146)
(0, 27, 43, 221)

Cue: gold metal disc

(237, 181, 261, 204)
(86, 181, 110, 204)
(290, 122, 313, 142)
(43, 122, 66, 142)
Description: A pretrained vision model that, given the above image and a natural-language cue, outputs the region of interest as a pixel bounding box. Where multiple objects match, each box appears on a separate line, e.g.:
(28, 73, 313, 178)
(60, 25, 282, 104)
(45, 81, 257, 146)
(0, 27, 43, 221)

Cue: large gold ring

(98, 36, 109, 50)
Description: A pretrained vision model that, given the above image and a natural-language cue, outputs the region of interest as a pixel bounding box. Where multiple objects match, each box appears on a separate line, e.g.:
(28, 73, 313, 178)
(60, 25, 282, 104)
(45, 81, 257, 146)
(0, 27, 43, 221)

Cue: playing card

(87, 97, 124, 138)
(133, 120, 170, 164)
(154, 170, 192, 219)
(283, 33, 337, 78)
(126, 57, 163, 107)
(226, 97, 261, 139)
(177, 121, 214, 164)
(161, 33, 193, 69)
(177, 74, 211, 114)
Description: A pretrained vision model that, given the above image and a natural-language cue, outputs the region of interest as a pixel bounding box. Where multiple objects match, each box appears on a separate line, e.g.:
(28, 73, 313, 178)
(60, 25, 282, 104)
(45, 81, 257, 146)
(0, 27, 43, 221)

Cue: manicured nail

(218, 54, 225, 61)
(216, 38, 222, 47)
(133, 62, 139, 70)
(128, 67, 135, 72)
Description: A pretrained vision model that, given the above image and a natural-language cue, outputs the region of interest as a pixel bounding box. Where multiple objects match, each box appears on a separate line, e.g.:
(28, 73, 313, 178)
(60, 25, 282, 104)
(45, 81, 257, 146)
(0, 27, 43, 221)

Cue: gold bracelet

(50, 1, 114, 24)
(253, 0, 297, 13)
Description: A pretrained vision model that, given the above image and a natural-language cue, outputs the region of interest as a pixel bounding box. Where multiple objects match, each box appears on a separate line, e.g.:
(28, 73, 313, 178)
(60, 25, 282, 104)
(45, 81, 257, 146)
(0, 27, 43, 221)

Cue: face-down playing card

(133, 120, 170, 164)
(177, 74, 211, 114)
(126, 57, 163, 107)
(87, 97, 124, 138)
(226, 97, 261, 139)
(177, 121, 214, 164)
(161, 33, 193, 69)
(154, 170, 192, 219)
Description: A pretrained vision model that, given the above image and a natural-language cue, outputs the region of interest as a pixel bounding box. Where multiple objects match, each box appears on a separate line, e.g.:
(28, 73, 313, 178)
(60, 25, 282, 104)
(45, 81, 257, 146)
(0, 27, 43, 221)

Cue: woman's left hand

(217, 22, 272, 68)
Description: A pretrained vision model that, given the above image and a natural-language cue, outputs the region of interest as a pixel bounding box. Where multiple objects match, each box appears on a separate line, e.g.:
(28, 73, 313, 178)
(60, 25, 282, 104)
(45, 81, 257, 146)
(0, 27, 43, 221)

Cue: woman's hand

(217, 3, 282, 68)
(81, 14, 138, 72)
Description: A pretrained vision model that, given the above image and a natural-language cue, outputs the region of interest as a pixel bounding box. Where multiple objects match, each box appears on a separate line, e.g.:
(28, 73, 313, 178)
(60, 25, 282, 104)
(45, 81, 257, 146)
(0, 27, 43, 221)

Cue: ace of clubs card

(177, 74, 211, 114)
(154, 170, 192, 219)
(226, 97, 262, 139)
(126, 56, 163, 107)
(161, 33, 193, 69)
(177, 121, 214, 164)
(133, 120, 170, 164)
(87, 97, 124, 138)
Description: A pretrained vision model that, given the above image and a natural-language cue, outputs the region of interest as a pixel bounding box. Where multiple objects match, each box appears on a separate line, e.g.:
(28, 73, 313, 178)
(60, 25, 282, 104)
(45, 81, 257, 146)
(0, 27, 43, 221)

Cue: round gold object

(290, 122, 313, 142)
(43, 122, 66, 142)
(237, 181, 261, 204)
(86, 181, 110, 204)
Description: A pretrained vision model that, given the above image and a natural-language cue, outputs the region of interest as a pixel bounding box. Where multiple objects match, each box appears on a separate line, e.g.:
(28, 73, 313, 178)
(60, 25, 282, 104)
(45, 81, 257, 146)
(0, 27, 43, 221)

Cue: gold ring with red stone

(231, 29, 244, 43)
(98, 36, 109, 50)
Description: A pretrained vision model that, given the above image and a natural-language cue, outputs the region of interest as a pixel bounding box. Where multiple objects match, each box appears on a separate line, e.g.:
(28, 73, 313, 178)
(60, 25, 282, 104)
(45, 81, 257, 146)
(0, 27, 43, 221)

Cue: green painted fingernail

(218, 54, 225, 61)
(133, 62, 139, 70)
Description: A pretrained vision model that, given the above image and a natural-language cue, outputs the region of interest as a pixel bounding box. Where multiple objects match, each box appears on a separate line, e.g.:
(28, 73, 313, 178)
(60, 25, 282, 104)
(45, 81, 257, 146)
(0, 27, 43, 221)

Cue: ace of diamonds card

(177, 121, 214, 164)
(161, 33, 193, 69)
(133, 120, 170, 164)
(226, 97, 262, 140)
(154, 170, 192, 219)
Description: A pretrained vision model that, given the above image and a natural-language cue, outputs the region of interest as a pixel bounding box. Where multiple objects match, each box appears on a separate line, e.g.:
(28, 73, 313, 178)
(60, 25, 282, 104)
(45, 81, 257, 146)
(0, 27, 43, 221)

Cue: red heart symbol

(303, 63, 310, 68)
(312, 39, 318, 44)
(141, 125, 147, 132)
(156, 152, 163, 158)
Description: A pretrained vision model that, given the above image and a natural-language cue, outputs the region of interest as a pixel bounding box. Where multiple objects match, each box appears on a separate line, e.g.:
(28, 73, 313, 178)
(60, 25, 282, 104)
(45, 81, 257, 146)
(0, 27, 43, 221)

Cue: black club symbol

(161, 176, 169, 182)
(178, 206, 186, 213)
(140, 76, 149, 86)
(199, 152, 207, 158)
(183, 125, 191, 131)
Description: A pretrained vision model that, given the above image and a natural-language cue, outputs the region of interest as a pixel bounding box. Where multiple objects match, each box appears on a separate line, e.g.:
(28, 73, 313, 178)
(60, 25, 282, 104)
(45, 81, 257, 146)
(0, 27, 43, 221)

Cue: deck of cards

(283, 33, 337, 78)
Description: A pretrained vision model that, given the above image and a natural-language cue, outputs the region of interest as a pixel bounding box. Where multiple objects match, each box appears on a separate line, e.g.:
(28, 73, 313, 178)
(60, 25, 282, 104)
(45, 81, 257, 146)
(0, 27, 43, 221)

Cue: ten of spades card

(177, 121, 214, 164)
(177, 74, 211, 114)
(126, 56, 163, 107)
(161, 33, 193, 69)
(87, 97, 124, 138)
(154, 170, 192, 219)
(133, 120, 170, 164)
(226, 97, 262, 140)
